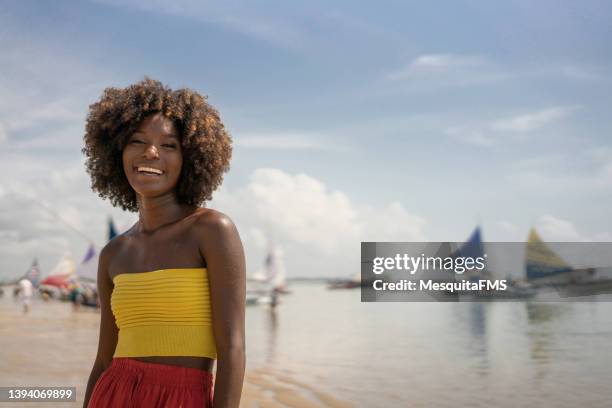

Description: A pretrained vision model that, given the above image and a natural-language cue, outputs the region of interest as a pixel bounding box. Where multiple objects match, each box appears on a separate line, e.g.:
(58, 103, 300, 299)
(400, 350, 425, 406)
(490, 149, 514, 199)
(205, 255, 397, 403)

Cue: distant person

(18, 278, 33, 313)
(69, 284, 84, 311)
(270, 287, 279, 309)
(82, 79, 245, 408)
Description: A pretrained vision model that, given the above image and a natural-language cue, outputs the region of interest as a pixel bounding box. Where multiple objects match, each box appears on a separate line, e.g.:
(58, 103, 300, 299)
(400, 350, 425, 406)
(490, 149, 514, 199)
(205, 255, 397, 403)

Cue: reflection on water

(526, 303, 567, 368)
(466, 303, 489, 374)
(264, 307, 279, 364)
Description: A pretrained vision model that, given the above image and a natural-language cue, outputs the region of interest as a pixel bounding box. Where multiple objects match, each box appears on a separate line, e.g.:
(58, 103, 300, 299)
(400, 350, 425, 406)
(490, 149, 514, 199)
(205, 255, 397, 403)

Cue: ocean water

(246, 283, 612, 407)
(2, 283, 612, 407)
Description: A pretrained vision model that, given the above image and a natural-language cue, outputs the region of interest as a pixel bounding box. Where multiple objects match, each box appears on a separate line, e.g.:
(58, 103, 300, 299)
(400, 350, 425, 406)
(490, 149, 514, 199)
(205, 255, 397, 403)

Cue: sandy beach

(0, 286, 353, 408)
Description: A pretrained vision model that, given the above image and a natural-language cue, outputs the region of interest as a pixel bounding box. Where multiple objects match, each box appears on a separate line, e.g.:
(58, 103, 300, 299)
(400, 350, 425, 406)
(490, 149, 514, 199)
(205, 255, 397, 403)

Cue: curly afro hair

(82, 78, 232, 212)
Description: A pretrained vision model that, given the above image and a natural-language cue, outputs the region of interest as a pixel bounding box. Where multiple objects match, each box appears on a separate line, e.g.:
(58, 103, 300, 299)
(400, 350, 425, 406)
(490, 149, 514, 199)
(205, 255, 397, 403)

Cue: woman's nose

(143, 144, 159, 159)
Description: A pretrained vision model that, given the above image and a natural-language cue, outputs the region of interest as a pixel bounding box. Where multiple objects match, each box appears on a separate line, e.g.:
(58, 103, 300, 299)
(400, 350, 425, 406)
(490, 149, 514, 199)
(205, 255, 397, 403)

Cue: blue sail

(108, 217, 118, 240)
(457, 227, 484, 259)
(452, 227, 486, 281)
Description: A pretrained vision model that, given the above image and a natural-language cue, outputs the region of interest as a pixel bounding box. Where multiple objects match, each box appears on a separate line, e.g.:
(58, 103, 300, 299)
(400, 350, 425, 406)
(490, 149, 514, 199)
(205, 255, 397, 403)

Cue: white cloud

(0, 154, 136, 281)
(247, 168, 361, 253)
(359, 201, 426, 242)
(536, 215, 611, 242)
(382, 54, 605, 97)
(1, 165, 426, 280)
(211, 168, 426, 277)
(387, 54, 486, 81)
(536, 215, 584, 241)
(446, 105, 581, 146)
(496, 220, 519, 234)
(410, 54, 482, 69)
(490, 106, 581, 132)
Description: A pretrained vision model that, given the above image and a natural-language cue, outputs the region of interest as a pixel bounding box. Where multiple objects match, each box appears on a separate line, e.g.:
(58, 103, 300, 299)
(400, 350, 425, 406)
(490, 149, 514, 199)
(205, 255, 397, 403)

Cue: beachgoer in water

(18, 278, 33, 313)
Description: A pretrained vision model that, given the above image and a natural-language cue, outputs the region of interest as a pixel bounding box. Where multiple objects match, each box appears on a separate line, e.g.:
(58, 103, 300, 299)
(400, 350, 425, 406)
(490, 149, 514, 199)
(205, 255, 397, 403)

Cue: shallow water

(247, 283, 612, 407)
(1, 283, 612, 407)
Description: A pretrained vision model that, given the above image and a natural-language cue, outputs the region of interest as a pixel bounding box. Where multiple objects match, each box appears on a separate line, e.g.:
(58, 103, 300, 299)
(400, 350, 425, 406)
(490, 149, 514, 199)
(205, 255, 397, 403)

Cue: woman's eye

(130, 139, 144, 144)
(163, 144, 177, 148)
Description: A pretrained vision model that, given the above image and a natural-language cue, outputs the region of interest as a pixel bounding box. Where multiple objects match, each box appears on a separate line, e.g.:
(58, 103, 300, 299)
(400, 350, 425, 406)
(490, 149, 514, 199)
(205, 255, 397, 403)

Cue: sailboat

(260, 247, 291, 294)
(453, 227, 491, 282)
(19, 259, 42, 288)
(525, 228, 612, 296)
(72, 218, 120, 307)
(38, 217, 119, 304)
(246, 245, 289, 306)
(38, 251, 77, 298)
(454, 227, 536, 300)
(75, 217, 119, 284)
(327, 272, 361, 290)
(76, 245, 98, 283)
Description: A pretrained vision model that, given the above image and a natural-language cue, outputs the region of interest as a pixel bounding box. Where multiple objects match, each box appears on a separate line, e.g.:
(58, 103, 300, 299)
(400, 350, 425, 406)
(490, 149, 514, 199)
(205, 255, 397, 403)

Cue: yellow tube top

(110, 268, 217, 359)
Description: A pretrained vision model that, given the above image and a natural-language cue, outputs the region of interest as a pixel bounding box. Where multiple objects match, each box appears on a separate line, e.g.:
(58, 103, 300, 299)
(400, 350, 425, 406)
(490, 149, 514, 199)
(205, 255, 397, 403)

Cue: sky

(1, 0, 611, 280)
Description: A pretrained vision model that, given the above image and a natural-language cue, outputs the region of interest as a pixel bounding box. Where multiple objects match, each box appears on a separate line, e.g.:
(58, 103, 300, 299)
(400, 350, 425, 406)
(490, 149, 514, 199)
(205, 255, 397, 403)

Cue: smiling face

(122, 113, 183, 201)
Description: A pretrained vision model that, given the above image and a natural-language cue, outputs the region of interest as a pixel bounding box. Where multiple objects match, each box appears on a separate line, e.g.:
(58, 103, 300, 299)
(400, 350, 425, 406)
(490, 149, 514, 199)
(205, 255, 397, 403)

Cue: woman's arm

(198, 210, 246, 408)
(82, 244, 119, 408)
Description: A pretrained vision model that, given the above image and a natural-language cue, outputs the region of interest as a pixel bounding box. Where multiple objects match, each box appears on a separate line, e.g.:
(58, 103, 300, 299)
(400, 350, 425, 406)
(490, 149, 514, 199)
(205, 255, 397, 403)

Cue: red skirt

(88, 358, 214, 407)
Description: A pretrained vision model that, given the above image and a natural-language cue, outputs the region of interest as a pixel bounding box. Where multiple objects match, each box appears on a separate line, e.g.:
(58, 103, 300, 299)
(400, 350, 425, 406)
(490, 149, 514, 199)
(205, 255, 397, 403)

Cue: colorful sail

(76, 217, 119, 283)
(525, 228, 572, 280)
(451, 227, 486, 281)
(76, 244, 98, 282)
(40, 252, 77, 288)
(456, 227, 485, 259)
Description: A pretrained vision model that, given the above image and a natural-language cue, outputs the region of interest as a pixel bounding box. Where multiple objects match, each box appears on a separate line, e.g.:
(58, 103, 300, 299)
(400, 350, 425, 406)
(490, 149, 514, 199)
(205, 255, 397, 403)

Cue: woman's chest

(108, 228, 205, 279)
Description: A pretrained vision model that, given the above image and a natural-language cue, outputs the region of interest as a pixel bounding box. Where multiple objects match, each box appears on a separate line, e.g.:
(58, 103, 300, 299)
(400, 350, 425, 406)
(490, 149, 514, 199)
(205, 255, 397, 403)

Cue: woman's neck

(136, 194, 194, 233)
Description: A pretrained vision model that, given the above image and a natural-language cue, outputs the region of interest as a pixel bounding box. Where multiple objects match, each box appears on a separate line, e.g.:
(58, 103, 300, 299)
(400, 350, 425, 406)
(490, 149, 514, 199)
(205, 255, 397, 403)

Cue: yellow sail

(526, 228, 572, 280)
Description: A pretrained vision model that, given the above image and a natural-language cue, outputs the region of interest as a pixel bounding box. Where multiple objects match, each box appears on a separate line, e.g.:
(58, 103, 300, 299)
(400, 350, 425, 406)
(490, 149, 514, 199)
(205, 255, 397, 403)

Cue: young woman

(82, 79, 245, 408)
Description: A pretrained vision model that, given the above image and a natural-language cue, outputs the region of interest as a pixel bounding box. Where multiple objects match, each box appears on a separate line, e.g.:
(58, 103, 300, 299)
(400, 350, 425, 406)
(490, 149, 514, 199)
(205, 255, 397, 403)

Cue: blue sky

(1, 0, 611, 279)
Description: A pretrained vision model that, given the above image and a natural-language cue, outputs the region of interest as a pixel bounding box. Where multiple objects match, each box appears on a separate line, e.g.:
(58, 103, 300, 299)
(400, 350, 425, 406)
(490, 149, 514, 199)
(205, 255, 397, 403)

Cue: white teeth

(137, 166, 163, 175)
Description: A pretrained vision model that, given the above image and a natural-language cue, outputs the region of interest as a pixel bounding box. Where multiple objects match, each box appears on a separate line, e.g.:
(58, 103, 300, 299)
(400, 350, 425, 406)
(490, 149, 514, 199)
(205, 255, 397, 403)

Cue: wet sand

(0, 287, 353, 408)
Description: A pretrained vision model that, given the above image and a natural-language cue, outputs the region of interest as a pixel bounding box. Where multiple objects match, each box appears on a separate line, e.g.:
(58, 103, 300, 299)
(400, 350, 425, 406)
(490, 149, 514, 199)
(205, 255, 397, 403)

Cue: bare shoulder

(99, 229, 131, 259)
(193, 208, 239, 237)
(192, 208, 242, 260)
(99, 236, 119, 261)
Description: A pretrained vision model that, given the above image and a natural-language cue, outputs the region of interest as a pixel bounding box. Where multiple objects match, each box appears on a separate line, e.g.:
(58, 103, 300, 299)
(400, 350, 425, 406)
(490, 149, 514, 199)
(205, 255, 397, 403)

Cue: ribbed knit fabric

(111, 268, 217, 359)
